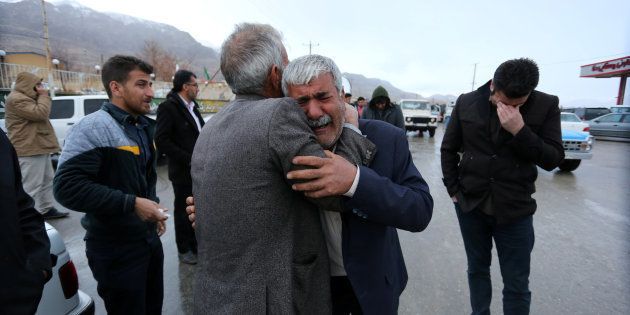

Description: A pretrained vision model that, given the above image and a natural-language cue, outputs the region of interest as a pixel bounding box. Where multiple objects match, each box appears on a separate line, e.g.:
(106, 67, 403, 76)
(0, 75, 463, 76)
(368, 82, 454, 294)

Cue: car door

(620, 114, 630, 138)
(590, 114, 622, 137)
(49, 99, 76, 147)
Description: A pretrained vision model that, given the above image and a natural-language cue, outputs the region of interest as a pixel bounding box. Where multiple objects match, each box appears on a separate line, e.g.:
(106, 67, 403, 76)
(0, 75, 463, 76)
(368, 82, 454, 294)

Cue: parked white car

(37, 223, 94, 315)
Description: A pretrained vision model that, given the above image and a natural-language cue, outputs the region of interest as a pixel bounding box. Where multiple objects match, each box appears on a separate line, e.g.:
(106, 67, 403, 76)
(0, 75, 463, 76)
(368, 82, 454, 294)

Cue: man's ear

(268, 65, 283, 97)
(489, 80, 494, 93)
(109, 81, 121, 97)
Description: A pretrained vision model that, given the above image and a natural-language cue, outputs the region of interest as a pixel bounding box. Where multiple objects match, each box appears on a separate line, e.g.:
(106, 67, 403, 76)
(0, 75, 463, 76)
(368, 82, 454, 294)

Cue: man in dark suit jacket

(284, 55, 434, 314)
(155, 70, 204, 264)
(1, 131, 51, 314)
(441, 58, 564, 315)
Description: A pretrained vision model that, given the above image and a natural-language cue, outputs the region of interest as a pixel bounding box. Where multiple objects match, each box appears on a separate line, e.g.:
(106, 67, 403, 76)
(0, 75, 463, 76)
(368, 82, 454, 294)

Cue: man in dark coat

(284, 54, 434, 314)
(441, 58, 564, 315)
(0, 131, 51, 314)
(361, 85, 405, 130)
(155, 70, 204, 264)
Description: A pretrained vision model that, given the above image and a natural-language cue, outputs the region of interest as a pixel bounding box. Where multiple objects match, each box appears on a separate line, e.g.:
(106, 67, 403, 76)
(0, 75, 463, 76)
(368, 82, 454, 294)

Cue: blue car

(558, 129, 593, 171)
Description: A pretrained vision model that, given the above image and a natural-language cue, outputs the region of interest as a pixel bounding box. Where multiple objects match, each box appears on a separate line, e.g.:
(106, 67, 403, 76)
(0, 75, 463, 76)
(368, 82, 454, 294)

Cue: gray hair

(281, 54, 343, 96)
(220, 23, 285, 95)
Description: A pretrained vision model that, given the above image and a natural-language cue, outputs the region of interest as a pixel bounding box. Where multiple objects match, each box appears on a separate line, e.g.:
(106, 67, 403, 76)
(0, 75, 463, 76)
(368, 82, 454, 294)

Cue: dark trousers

(86, 237, 164, 315)
(331, 276, 363, 315)
(173, 183, 197, 254)
(455, 203, 535, 315)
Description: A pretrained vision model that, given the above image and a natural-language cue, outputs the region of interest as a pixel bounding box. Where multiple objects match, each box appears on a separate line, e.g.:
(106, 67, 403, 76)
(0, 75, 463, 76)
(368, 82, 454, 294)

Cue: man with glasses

(155, 69, 204, 265)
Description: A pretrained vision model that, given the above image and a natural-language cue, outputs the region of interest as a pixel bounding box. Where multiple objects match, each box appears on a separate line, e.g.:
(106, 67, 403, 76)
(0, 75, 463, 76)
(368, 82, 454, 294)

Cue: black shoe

(178, 251, 197, 265)
(42, 208, 69, 220)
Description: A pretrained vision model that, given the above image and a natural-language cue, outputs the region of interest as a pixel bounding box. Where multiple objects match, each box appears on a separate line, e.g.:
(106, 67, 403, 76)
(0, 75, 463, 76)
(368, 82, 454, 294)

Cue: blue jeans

(454, 203, 535, 315)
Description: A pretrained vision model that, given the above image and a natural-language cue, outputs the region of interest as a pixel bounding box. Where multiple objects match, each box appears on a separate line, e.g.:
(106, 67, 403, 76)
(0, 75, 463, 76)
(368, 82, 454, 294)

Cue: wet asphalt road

(48, 124, 630, 314)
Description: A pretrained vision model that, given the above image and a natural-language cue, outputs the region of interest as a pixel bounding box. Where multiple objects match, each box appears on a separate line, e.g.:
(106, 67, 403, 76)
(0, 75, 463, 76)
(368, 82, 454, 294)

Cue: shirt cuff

(343, 123, 363, 135)
(343, 165, 360, 197)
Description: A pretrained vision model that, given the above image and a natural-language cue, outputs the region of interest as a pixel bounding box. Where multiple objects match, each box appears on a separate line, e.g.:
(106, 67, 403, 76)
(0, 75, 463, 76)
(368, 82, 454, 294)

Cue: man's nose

(146, 86, 155, 98)
(305, 101, 324, 119)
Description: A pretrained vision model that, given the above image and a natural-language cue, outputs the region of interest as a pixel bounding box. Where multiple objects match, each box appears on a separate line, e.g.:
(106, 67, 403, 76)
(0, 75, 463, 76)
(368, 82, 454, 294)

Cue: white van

(50, 95, 109, 146)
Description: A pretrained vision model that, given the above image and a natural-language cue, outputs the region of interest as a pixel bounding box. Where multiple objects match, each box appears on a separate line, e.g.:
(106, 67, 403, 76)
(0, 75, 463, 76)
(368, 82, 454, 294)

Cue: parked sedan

(588, 113, 630, 139)
(37, 223, 94, 315)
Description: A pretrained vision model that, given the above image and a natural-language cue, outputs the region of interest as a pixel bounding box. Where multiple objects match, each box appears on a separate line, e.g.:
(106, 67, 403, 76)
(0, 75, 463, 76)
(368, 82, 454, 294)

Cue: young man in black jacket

(155, 70, 204, 264)
(54, 55, 168, 314)
(441, 58, 564, 315)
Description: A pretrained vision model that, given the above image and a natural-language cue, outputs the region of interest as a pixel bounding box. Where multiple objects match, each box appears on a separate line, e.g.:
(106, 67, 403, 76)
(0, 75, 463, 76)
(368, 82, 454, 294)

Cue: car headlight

(431, 118, 436, 123)
(405, 117, 411, 122)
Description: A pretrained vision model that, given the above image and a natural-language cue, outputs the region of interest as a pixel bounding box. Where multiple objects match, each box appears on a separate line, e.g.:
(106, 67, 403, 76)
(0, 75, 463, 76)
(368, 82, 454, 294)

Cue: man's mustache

(307, 115, 332, 128)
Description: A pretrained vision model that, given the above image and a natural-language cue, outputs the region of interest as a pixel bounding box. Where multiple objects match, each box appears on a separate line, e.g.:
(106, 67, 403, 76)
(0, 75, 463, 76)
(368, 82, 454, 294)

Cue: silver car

(36, 223, 94, 315)
(588, 113, 630, 139)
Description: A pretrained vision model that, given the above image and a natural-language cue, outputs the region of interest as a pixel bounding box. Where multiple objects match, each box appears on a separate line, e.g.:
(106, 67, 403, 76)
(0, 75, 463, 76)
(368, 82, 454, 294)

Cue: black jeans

(173, 183, 197, 254)
(86, 237, 164, 315)
(331, 276, 362, 315)
(455, 203, 535, 315)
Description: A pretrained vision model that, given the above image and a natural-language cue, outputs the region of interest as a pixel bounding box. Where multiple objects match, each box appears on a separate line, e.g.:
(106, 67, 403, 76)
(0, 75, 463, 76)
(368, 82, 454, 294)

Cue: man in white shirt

(155, 70, 204, 264)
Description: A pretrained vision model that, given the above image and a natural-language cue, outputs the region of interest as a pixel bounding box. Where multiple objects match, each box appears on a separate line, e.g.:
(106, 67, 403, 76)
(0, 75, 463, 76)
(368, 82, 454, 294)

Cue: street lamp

(94, 65, 101, 75)
(0, 50, 6, 89)
(52, 58, 64, 92)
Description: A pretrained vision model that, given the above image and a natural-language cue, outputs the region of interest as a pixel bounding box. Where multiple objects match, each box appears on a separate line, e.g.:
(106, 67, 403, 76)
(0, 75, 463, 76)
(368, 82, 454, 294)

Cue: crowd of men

(1, 21, 562, 315)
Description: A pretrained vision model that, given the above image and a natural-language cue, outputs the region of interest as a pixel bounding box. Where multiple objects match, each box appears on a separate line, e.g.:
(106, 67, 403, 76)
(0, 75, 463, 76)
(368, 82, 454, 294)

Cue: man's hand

(344, 103, 359, 128)
(186, 196, 195, 229)
(134, 197, 169, 222)
(36, 84, 48, 96)
(157, 220, 166, 236)
(496, 102, 525, 135)
(286, 150, 357, 198)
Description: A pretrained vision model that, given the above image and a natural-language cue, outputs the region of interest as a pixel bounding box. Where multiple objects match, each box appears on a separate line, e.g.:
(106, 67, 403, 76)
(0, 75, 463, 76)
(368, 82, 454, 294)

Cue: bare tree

(138, 40, 180, 81)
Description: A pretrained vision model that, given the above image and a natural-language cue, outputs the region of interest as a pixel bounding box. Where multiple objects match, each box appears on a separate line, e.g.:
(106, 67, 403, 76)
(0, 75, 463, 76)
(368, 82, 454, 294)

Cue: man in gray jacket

(191, 23, 371, 313)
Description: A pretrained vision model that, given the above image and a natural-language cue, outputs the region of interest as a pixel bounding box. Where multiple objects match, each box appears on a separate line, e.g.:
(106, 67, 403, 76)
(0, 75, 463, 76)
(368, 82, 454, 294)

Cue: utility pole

(471, 63, 478, 91)
(40, 0, 55, 97)
(303, 41, 319, 55)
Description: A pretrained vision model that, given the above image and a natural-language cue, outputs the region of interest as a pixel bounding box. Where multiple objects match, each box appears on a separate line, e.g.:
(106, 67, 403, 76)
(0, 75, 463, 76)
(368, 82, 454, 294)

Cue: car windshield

(561, 113, 581, 122)
(401, 101, 428, 110)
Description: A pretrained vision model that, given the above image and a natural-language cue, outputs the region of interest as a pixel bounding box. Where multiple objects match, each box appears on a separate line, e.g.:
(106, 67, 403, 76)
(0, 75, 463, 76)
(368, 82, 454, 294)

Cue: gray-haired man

(190, 23, 373, 313)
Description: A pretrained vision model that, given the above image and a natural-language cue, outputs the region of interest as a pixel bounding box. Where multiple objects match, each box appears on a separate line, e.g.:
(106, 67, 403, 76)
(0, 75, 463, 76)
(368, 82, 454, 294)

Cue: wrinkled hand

(496, 102, 525, 135)
(186, 196, 196, 229)
(134, 197, 169, 223)
(344, 103, 359, 128)
(157, 220, 166, 236)
(286, 150, 357, 198)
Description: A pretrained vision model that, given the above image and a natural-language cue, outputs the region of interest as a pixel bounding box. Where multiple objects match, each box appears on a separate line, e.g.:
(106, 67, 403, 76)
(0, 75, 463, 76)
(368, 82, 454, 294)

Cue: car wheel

(558, 159, 581, 172)
(429, 128, 436, 137)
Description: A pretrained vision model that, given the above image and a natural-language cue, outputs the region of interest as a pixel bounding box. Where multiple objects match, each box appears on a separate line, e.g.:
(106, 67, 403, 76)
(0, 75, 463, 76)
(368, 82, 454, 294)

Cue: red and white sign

(581, 56, 630, 78)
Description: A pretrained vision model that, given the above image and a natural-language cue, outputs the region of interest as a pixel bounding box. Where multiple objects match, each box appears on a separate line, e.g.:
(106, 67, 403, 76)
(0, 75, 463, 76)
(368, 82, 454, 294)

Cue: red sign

(581, 56, 630, 78)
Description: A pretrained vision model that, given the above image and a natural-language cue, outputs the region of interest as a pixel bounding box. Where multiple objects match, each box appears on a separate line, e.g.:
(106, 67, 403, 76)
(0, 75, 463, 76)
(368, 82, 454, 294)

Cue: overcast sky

(42, 0, 630, 105)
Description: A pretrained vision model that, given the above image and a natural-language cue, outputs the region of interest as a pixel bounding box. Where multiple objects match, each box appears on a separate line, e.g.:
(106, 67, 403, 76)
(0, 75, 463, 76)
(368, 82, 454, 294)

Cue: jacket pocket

(292, 253, 321, 312)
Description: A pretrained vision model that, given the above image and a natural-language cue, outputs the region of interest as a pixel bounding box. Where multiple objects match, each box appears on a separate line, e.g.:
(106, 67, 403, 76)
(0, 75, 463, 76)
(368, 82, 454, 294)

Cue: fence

(0, 62, 233, 113)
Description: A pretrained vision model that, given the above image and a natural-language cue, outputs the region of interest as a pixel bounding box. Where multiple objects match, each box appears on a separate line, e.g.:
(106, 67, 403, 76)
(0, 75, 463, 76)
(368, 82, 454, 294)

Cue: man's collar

(235, 94, 267, 101)
(102, 102, 147, 126)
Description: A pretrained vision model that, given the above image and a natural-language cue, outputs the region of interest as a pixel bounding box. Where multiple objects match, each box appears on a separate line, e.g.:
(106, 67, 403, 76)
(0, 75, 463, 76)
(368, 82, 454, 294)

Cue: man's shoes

(178, 251, 197, 265)
(42, 207, 69, 220)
